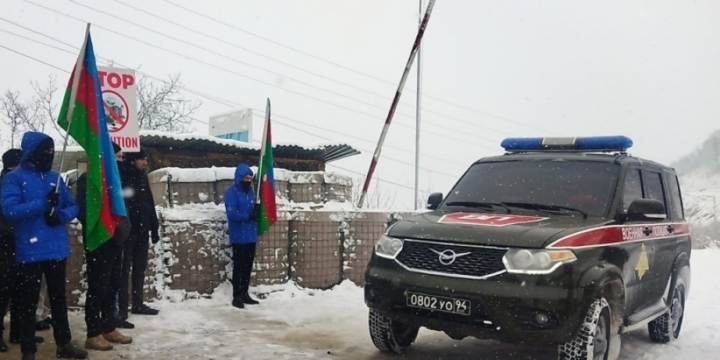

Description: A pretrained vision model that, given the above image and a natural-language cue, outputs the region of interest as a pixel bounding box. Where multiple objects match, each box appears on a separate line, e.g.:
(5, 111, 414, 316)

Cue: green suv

(364, 136, 691, 360)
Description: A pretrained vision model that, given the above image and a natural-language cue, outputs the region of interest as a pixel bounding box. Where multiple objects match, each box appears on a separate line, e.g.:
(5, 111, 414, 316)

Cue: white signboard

(98, 66, 140, 152)
(209, 107, 253, 143)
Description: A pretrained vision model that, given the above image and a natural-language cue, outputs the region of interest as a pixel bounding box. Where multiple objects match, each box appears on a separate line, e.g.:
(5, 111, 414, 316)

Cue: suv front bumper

(364, 259, 592, 346)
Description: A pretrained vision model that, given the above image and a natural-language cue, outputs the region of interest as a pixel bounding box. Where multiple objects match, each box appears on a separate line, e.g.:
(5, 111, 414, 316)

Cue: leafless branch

(136, 73, 201, 133)
(1, 90, 27, 148)
(351, 176, 397, 209)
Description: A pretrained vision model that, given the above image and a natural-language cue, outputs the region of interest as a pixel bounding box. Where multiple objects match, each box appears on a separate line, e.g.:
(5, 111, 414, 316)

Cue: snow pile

(151, 166, 354, 185)
(152, 166, 294, 183)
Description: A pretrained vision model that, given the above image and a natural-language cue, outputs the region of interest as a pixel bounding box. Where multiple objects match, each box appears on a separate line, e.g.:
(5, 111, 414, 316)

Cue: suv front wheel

(368, 309, 420, 354)
(558, 298, 611, 360)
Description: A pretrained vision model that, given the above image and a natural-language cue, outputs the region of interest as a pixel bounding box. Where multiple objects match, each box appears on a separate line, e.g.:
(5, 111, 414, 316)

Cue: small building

(54, 130, 361, 177)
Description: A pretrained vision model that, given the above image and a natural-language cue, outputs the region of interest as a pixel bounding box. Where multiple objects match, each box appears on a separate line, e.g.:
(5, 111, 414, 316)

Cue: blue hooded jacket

(224, 163, 258, 244)
(0, 132, 79, 263)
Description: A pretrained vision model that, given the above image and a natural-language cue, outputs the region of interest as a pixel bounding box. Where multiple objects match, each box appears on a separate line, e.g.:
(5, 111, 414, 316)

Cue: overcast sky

(2, 0, 720, 210)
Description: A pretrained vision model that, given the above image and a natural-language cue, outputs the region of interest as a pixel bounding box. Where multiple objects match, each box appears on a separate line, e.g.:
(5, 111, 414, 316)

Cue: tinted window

(441, 161, 620, 217)
(665, 172, 684, 220)
(622, 169, 643, 211)
(643, 171, 666, 210)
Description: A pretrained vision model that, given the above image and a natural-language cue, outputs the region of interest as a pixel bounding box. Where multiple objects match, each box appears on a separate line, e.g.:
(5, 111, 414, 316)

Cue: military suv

(364, 136, 691, 360)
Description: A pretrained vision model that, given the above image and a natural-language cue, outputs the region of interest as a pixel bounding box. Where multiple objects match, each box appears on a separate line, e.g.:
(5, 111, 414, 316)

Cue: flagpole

(413, 0, 423, 210)
(255, 98, 270, 203)
(51, 22, 90, 216)
(55, 22, 91, 193)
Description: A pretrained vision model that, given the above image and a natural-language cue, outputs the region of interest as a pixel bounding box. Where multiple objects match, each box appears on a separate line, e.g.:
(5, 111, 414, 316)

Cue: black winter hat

(124, 146, 148, 162)
(112, 142, 122, 154)
(2, 149, 22, 168)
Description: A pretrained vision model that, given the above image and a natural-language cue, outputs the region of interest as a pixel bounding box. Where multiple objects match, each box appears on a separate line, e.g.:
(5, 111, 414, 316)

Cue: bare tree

(136, 73, 201, 133)
(1, 90, 27, 148)
(30, 75, 60, 133)
(351, 177, 397, 209)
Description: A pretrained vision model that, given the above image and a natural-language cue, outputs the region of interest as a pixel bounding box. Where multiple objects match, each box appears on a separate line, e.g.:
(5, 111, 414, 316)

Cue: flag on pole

(256, 98, 277, 236)
(57, 24, 127, 252)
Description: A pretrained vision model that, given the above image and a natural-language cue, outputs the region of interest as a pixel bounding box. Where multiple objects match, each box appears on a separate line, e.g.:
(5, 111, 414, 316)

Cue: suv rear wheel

(558, 298, 611, 360)
(648, 279, 686, 343)
(368, 309, 420, 354)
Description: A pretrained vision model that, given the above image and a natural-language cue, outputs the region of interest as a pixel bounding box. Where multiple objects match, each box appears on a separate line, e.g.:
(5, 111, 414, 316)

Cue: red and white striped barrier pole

(356, 0, 437, 208)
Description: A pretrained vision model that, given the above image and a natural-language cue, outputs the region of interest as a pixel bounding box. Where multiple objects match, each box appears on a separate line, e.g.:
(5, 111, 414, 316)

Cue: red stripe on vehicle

(548, 222, 691, 249)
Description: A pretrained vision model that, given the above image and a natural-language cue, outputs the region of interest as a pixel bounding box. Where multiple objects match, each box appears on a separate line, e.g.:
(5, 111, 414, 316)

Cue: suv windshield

(441, 160, 620, 218)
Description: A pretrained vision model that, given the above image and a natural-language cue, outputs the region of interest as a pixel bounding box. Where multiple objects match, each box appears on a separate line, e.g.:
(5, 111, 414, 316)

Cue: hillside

(673, 130, 720, 247)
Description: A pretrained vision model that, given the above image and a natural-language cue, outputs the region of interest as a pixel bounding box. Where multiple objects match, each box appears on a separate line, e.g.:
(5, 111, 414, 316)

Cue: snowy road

(14, 249, 719, 360)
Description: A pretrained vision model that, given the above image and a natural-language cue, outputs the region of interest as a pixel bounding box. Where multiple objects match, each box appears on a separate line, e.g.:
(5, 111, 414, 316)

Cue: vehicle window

(441, 161, 620, 217)
(622, 169, 643, 211)
(643, 171, 667, 210)
(665, 172, 684, 220)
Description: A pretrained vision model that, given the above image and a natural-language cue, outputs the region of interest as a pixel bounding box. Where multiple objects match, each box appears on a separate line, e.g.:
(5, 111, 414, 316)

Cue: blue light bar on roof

(501, 136, 633, 152)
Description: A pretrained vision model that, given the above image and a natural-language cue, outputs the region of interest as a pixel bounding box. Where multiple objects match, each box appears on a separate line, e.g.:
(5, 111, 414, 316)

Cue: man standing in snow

(117, 146, 160, 327)
(0, 149, 27, 351)
(224, 163, 261, 309)
(77, 142, 133, 351)
(0, 132, 87, 360)
(0, 149, 45, 352)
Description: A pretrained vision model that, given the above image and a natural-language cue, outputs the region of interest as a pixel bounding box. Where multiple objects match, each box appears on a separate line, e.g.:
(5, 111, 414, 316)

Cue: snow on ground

(12, 249, 720, 360)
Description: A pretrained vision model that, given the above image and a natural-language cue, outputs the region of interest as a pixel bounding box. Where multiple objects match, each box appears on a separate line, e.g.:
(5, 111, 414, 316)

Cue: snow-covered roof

(55, 130, 361, 164)
(139, 130, 360, 163)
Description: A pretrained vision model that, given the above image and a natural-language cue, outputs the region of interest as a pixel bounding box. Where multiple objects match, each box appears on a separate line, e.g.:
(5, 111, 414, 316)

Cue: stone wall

(62, 209, 417, 306)
(60, 166, 412, 307)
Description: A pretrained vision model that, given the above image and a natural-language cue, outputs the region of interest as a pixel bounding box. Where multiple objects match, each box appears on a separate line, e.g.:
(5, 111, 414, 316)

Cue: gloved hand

(47, 190, 60, 207)
(151, 230, 160, 244)
(44, 211, 61, 227)
(250, 204, 261, 221)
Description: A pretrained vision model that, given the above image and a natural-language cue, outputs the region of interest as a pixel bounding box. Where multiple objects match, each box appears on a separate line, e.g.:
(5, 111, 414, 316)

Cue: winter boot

(241, 292, 259, 305)
(56, 343, 88, 359)
(34, 321, 50, 331)
(103, 330, 132, 344)
(21, 353, 35, 360)
(84, 335, 112, 351)
(0, 336, 7, 352)
(116, 317, 135, 329)
(231, 298, 245, 309)
(131, 303, 159, 315)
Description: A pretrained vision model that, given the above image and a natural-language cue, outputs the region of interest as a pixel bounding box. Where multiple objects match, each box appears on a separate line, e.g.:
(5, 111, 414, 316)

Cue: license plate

(406, 291, 471, 316)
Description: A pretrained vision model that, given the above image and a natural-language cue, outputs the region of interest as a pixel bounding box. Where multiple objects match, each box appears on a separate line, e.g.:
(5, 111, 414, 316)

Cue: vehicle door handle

(666, 225, 675, 233)
(643, 227, 653, 236)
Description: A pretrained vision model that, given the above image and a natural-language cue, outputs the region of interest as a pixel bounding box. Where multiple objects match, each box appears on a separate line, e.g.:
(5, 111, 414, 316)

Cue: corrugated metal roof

(138, 131, 361, 163)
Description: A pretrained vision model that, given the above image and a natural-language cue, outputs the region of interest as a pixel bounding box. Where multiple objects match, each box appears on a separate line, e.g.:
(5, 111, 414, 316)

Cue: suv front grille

(395, 239, 507, 279)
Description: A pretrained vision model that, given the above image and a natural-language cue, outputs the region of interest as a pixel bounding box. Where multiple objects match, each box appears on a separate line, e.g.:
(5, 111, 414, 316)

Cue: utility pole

(414, 0, 423, 210)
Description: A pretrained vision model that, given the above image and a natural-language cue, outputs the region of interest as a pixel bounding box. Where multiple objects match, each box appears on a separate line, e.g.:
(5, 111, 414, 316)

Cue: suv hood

(387, 211, 611, 248)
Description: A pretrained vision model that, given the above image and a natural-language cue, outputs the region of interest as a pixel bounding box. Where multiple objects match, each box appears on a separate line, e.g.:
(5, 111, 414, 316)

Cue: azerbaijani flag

(57, 24, 127, 252)
(256, 98, 278, 236)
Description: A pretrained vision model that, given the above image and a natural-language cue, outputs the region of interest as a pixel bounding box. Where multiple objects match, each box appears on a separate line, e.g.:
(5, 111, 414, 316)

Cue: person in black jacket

(0, 149, 30, 351)
(116, 146, 159, 326)
(76, 142, 133, 351)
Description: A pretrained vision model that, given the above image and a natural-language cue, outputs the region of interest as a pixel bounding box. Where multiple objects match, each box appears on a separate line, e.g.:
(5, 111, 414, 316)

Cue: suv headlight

(374, 235, 404, 260)
(502, 249, 576, 275)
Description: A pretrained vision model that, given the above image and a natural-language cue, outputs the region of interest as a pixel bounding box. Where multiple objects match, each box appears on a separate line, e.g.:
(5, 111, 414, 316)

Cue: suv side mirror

(626, 199, 666, 221)
(426, 192, 443, 210)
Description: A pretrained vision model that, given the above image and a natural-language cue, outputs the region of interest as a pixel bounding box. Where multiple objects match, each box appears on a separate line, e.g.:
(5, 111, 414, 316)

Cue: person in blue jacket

(224, 163, 261, 309)
(0, 132, 88, 360)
